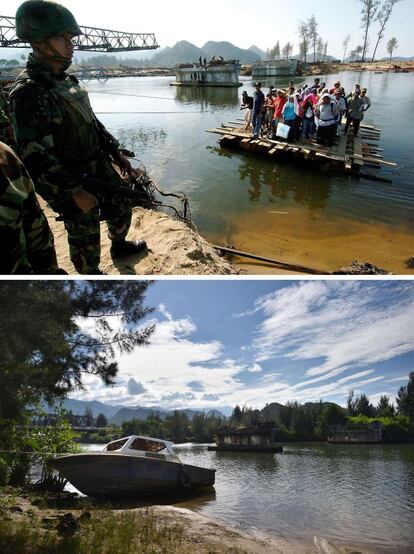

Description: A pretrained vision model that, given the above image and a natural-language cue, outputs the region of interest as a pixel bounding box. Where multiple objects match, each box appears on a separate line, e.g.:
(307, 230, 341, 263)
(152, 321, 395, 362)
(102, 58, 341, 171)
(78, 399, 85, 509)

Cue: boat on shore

(50, 435, 216, 498)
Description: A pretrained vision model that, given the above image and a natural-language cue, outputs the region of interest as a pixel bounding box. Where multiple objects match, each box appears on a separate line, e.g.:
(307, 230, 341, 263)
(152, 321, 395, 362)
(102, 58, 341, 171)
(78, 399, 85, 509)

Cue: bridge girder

(0, 16, 159, 52)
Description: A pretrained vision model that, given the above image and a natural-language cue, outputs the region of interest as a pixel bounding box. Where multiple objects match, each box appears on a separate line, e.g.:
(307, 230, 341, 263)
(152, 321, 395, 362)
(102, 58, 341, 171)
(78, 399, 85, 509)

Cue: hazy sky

(71, 280, 414, 412)
(2, 0, 412, 59)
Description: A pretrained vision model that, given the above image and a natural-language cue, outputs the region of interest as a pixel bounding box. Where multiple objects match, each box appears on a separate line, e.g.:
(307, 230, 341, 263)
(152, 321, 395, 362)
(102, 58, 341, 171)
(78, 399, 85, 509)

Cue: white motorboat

(51, 435, 215, 498)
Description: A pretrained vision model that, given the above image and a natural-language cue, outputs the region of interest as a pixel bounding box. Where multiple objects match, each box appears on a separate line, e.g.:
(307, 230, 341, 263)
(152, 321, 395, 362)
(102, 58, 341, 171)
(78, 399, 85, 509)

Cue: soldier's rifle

(80, 171, 191, 225)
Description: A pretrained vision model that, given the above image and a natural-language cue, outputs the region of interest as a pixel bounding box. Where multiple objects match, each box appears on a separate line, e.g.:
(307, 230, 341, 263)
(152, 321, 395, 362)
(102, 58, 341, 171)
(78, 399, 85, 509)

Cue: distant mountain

(202, 41, 259, 64)
(294, 52, 340, 63)
(248, 45, 267, 60)
(378, 56, 414, 62)
(57, 398, 226, 424)
(148, 40, 261, 68)
(150, 40, 206, 67)
(109, 406, 226, 425)
(110, 407, 167, 425)
(60, 399, 122, 419)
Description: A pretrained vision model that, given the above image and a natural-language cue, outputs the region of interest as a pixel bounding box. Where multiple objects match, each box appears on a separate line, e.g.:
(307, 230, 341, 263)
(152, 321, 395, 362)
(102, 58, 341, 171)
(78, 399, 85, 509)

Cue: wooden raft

(206, 119, 397, 177)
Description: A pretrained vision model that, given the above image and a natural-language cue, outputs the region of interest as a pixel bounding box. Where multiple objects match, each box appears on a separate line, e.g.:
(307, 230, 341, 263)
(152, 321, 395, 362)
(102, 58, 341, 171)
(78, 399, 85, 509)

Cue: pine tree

(0, 281, 154, 421)
(397, 372, 414, 420)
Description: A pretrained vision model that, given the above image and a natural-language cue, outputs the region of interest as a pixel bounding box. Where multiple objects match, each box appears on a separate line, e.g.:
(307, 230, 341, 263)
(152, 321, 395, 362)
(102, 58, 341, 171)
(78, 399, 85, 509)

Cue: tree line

(267, 1, 402, 63)
(121, 412, 224, 444)
(228, 372, 414, 443)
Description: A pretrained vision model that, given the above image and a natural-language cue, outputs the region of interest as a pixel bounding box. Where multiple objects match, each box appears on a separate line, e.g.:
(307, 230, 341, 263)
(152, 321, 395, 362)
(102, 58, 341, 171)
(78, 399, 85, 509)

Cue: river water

(80, 442, 414, 552)
(84, 71, 414, 274)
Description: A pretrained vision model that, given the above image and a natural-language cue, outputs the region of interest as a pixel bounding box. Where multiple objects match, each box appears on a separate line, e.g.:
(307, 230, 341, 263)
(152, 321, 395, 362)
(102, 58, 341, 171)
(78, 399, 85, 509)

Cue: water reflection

(206, 147, 332, 213)
(86, 72, 414, 273)
(176, 443, 414, 552)
(116, 126, 167, 154)
(175, 85, 240, 107)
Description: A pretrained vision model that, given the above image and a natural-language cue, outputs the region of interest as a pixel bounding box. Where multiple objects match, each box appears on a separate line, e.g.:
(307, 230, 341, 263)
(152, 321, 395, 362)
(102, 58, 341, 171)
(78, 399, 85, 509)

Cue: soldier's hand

(72, 189, 98, 213)
(114, 152, 135, 178)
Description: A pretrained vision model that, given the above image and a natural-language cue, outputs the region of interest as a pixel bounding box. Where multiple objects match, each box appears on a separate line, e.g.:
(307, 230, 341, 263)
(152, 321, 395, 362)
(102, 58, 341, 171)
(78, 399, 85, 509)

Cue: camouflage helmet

(16, 1, 82, 41)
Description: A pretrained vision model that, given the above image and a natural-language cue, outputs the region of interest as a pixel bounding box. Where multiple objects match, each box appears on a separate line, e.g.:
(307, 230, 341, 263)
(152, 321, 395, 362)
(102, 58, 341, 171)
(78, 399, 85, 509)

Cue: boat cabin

(103, 435, 181, 462)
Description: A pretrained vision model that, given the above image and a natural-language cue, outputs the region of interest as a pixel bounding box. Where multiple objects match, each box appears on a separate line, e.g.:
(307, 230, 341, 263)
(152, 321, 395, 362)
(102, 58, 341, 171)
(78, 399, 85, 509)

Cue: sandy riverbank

(0, 488, 378, 554)
(42, 202, 238, 275)
(315, 60, 414, 74)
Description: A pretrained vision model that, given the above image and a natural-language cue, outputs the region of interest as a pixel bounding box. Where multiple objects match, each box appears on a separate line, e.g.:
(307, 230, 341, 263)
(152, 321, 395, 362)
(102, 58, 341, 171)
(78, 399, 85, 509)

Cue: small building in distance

(252, 58, 308, 79)
(328, 421, 383, 444)
(208, 422, 283, 453)
(171, 58, 242, 88)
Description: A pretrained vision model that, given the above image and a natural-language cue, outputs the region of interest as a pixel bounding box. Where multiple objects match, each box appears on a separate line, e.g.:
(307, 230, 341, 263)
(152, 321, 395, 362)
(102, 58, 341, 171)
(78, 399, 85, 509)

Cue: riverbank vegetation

(223, 372, 414, 443)
(0, 281, 154, 488)
(80, 373, 414, 446)
(0, 505, 185, 554)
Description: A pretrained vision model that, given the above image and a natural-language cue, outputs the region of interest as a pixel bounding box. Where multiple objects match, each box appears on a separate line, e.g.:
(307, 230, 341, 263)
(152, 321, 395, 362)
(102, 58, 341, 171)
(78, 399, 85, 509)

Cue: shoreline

(3, 60, 413, 84)
(0, 487, 379, 554)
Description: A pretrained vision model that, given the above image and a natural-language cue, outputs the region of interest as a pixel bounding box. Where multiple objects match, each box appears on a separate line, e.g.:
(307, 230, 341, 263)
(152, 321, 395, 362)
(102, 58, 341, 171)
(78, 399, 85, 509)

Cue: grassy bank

(0, 487, 313, 554)
(0, 486, 376, 554)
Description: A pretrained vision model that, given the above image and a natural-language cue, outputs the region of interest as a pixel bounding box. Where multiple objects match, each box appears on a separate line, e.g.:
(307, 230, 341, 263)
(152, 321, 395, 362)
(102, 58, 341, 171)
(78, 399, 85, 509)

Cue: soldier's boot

(110, 239, 147, 259)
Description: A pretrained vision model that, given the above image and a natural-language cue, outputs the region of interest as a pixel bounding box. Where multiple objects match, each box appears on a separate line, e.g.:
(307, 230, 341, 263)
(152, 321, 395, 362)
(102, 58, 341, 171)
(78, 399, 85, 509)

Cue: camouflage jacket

(0, 142, 58, 274)
(0, 87, 14, 147)
(9, 55, 121, 212)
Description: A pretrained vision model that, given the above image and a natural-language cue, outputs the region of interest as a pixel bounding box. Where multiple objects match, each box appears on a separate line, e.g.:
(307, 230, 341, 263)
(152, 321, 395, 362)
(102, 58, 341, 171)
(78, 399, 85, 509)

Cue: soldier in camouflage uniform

(10, 1, 147, 275)
(0, 141, 59, 274)
(0, 84, 15, 148)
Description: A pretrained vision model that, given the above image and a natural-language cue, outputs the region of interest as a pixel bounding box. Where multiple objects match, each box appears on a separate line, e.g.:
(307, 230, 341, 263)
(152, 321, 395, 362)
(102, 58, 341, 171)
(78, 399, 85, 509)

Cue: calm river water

(81, 442, 414, 552)
(85, 71, 414, 274)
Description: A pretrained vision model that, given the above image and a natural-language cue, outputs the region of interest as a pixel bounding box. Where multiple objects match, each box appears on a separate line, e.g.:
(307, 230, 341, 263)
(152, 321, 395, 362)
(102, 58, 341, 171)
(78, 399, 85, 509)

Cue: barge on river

(207, 118, 397, 181)
(171, 59, 242, 88)
(51, 435, 215, 498)
(208, 423, 283, 453)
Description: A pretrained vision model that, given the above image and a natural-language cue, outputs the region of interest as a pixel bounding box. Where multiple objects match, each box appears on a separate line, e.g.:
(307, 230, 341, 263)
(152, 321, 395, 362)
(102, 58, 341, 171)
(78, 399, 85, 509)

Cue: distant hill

(294, 52, 340, 63)
(57, 398, 226, 424)
(259, 401, 345, 424)
(150, 40, 206, 67)
(148, 40, 260, 67)
(60, 399, 122, 419)
(248, 45, 267, 60)
(110, 406, 226, 425)
(260, 402, 285, 421)
(378, 56, 414, 62)
(202, 41, 259, 64)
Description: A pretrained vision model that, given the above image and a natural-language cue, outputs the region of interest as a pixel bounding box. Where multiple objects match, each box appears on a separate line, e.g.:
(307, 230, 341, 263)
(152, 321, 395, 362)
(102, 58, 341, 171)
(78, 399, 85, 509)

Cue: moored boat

(50, 435, 215, 498)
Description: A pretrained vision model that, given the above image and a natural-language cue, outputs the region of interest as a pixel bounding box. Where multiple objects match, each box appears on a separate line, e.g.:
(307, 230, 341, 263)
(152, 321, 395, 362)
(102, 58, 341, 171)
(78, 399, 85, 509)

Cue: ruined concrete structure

(252, 59, 308, 79)
(328, 422, 383, 443)
(208, 422, 283, 453)
(172, 60, 242, 87)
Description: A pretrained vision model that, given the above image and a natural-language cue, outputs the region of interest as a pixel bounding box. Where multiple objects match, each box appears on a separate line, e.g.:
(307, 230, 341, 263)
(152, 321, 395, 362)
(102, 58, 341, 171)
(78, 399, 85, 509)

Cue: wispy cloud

(251, 282, 414, 382)
(71, 282, 414, 410)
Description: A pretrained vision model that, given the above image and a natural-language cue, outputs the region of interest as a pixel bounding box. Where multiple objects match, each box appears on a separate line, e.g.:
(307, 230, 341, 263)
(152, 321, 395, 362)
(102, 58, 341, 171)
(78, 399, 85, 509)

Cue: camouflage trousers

(0, 142, 58, 274)
(63, 197, 132, 274)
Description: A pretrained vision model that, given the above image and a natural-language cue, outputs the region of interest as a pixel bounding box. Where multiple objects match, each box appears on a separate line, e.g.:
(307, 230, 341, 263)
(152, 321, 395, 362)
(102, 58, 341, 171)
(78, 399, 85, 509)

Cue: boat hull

(51, 453, 215, 498)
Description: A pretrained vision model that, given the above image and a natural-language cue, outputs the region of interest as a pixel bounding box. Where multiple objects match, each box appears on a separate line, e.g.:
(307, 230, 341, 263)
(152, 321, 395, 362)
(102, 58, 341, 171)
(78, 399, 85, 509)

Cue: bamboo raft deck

(207, 119, 397, 182)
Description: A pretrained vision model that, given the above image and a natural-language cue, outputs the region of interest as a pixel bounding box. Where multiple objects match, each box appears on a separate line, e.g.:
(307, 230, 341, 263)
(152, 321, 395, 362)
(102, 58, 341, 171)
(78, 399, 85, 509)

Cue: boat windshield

(104, 438, 129, 452)
(129, 438, 167, 453)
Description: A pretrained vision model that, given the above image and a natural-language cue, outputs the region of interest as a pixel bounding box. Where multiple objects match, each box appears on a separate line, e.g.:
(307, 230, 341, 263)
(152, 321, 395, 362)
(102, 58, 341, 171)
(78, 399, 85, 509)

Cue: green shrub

(347, 415, 414, 443)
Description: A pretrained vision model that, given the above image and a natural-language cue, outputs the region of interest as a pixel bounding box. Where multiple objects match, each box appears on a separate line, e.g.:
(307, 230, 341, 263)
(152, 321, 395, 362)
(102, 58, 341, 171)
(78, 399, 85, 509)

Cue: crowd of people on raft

(241, 78, 372, 147)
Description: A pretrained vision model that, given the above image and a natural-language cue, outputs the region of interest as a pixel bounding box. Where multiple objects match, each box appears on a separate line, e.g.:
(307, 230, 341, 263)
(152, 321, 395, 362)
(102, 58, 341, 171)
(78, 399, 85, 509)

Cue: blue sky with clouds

(2, 0, 413, 58)
(72, 280, 414, 412)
